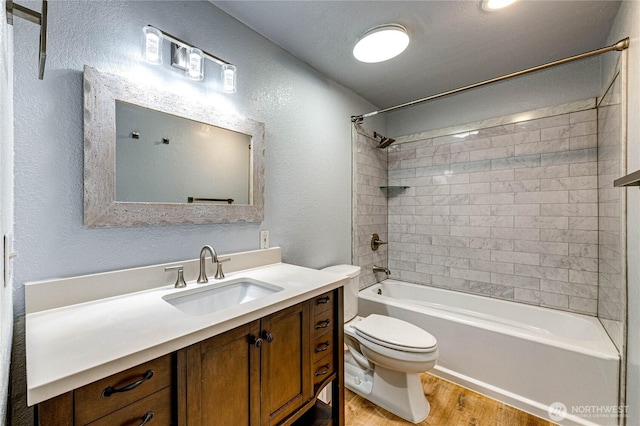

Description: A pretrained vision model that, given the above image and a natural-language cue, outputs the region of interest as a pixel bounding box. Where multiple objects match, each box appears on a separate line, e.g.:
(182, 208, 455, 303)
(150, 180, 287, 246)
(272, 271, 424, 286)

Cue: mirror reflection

(115, 101, 251, 205)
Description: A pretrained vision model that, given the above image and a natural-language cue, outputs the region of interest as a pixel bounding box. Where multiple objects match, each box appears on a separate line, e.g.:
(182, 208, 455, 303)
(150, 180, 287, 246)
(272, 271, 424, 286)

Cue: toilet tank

(321, 265, 361, 323)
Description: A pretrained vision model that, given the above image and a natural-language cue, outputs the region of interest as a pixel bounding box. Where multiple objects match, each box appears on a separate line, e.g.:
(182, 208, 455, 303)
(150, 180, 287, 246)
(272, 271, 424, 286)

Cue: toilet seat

(353, 314, 437, 353)
(358, 334, 439, 365)
(345, 315, 438, 367)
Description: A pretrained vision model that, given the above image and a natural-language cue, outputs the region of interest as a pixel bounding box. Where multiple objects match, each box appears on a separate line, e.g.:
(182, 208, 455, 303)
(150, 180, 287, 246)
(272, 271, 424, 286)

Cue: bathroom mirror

(83, 66, 265, 227)
(115, 101, 251, 205)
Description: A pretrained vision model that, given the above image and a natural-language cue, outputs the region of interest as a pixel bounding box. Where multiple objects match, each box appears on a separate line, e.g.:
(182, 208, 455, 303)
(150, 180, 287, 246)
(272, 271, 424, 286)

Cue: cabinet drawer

(75, 354, 172, 425)
(311, 292, 334, 316)
(312, 355, 334, 389)
(311, 311, 333, 341)
(311, 333, 334, 365)
(87, 387, 172, 426)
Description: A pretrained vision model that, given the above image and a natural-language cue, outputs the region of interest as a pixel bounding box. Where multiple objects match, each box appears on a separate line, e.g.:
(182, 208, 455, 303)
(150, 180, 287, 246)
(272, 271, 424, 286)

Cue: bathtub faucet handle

(371, 233, 388, 251)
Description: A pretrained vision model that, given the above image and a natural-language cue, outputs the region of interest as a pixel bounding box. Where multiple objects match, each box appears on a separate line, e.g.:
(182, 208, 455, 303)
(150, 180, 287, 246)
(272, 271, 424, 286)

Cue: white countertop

(26, 259, 347, 406)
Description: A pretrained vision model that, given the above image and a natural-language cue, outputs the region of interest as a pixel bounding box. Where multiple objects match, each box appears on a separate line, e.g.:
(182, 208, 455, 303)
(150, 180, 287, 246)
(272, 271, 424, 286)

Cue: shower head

(373, 131, 396, 148)
(377, 136, 396, 149)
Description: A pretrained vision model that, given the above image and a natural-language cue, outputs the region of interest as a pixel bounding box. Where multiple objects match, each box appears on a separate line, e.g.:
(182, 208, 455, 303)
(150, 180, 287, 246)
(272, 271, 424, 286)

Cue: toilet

(322, 265, 438, 424)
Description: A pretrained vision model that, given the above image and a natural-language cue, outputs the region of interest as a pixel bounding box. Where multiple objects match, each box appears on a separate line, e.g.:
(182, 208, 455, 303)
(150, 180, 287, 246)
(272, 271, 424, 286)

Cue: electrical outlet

(260, 230, 269, 249)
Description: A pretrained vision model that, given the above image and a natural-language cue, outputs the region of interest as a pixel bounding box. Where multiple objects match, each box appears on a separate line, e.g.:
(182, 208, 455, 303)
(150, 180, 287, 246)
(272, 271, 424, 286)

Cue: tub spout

(373, 265, 390, 278)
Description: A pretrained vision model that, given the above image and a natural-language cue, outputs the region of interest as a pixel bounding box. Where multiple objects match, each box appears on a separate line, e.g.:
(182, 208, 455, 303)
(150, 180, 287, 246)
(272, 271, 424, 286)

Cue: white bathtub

(358, 280, 620, 426)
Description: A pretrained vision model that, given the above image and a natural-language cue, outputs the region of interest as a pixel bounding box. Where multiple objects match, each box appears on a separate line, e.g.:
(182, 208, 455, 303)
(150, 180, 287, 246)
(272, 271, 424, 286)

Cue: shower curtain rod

(351, 37, 630, 123)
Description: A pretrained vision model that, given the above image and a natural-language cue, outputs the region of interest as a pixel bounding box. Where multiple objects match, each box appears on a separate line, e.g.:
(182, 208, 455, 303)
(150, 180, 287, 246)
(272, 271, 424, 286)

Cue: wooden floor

(344, 373, 556, 426)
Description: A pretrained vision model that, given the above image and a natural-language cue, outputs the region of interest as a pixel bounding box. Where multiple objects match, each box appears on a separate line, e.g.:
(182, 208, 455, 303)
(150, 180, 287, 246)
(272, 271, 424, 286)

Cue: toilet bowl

(322, 265, 439, 424)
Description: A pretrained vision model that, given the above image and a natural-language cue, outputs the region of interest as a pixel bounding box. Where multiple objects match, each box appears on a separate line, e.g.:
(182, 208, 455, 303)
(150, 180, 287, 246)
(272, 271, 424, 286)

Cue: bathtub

(358, 280, 620, 426)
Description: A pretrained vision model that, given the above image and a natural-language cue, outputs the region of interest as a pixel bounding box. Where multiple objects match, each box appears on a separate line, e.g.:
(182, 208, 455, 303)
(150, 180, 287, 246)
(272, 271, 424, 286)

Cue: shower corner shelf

(614, 170, 640, 188)
(379, 185, 410, 190)
(379, 185, 410, 198)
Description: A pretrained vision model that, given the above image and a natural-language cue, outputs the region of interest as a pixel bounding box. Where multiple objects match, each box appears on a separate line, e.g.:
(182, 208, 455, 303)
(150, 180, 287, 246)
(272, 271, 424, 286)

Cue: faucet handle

(215, 257, 231, 280)
(370, 233, 388, 251)
(165, 265, 187, 288)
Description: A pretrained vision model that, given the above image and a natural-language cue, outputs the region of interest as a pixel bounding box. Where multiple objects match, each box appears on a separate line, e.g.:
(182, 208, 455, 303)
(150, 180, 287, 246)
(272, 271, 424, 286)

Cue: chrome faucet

(373, 265, 391, 278)
(197, 245, 219, 284)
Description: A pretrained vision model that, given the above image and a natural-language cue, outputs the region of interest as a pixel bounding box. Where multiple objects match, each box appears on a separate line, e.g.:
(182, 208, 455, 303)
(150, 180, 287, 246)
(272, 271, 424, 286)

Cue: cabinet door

(184, 320, 261, 426)
(260, 303, 311, 425)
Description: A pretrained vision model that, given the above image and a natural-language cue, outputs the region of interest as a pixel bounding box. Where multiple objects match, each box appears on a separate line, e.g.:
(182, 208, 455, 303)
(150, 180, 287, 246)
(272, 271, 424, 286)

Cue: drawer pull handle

(315, 296, 330, 305)
(315, 341, 330, 353)
(315, 319, 330, 329)
(102, 370, 154, 397)
(139, 412, 154, 426)
(315, 364, 331, 377)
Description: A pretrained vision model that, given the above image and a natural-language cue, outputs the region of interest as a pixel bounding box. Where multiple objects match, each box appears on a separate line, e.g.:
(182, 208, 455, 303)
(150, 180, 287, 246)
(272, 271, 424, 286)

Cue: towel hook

(6, 0, 48, 79)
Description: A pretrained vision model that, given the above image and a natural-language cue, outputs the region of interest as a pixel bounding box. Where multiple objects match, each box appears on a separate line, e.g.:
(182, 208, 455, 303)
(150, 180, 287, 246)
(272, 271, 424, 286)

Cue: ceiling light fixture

(481, 0, 517, 11)
(142, 25, 237, 92)
(353, 24, 409, 63)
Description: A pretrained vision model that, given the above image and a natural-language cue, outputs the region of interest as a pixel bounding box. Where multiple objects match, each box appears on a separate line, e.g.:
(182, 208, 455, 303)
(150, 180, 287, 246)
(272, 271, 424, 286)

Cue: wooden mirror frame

(83, 66, 265, 227)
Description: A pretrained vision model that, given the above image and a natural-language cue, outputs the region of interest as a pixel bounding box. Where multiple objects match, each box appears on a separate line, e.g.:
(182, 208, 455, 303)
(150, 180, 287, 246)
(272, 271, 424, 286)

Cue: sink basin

(163, 278, 283, 316)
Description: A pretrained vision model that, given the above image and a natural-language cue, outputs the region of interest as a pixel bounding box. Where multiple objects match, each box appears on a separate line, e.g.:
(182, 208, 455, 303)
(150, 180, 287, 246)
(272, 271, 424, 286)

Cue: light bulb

(221, 64, 237, 93)
(142, 26, 163, 65)
(185, 47, 204, 81)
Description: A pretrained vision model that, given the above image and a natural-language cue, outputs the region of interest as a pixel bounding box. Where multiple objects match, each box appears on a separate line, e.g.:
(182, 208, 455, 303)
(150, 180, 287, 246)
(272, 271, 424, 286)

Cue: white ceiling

(212, 1, 621, 109)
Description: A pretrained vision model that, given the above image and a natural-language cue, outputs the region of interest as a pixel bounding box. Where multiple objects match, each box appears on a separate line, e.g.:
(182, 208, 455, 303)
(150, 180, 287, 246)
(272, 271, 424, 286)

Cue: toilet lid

(353, 314, 437, 353)
(321, 264, 361, 278)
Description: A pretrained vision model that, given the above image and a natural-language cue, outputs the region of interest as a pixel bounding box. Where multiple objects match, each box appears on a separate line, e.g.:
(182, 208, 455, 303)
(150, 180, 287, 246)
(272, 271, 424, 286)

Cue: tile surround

(353, 128, 388, 289)
(353, 101, 611, 316)
(386, 107, 600, 314)
(355, 96, 626, 324)
(394, 99, 596, 144)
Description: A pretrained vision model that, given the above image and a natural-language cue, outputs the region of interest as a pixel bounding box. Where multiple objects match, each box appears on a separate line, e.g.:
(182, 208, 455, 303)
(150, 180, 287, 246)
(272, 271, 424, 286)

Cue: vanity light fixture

(142, 25, 237, 92)
(481, 0, 517, 11)
(353, 24, 409, 63)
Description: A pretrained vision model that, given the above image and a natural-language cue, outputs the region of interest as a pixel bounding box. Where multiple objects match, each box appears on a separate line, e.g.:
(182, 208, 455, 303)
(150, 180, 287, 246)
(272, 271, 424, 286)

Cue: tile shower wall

(387, 108, 599, 315)
(353, 129, 388, 289)
(598, 70, 626, 350)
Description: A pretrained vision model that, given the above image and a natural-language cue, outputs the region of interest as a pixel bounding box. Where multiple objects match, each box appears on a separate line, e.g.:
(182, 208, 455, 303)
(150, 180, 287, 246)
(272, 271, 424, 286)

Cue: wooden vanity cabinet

(179, 300, 323, 426)
(36, 287, 344, 426)
(179, 288, 343, 426)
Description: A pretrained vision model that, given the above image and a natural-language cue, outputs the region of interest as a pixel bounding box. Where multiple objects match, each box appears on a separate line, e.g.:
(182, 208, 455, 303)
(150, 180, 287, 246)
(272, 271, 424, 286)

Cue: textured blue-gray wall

(10, 1, 383, 422)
